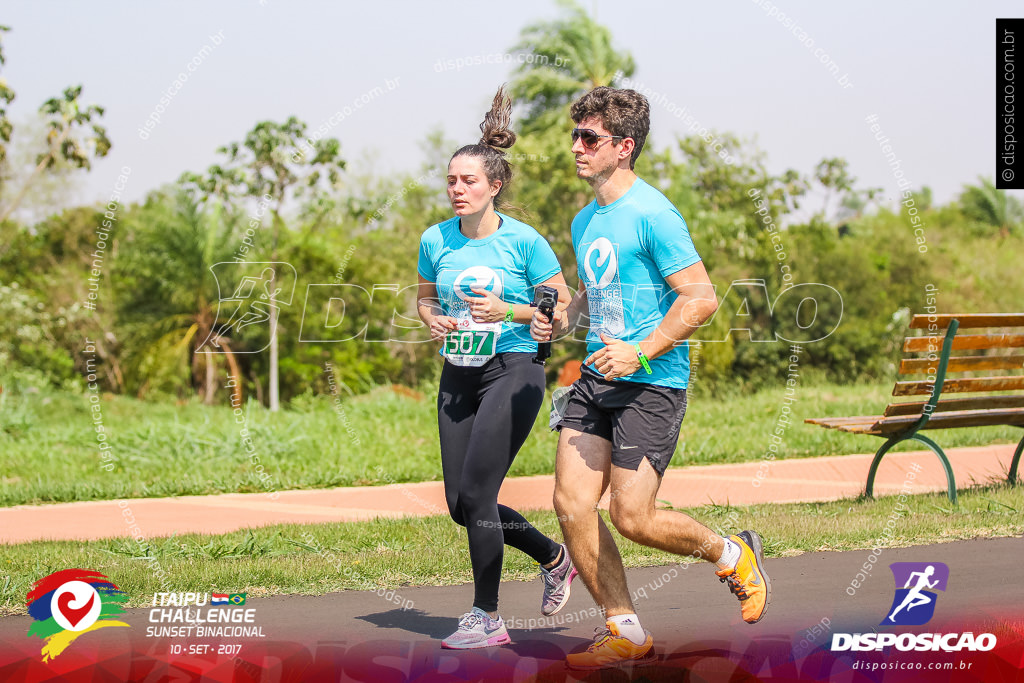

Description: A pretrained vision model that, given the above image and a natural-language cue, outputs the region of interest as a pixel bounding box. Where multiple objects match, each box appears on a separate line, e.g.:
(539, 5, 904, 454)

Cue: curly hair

(570, 86, 650, 169)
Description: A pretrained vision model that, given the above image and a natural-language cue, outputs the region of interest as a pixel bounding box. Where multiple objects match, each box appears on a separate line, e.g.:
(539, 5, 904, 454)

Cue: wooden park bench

(805, 313, 1024, 503)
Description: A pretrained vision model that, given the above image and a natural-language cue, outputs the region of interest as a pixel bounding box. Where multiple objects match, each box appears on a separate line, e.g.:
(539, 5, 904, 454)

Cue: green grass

(1, 483, 1020, 616)
(1, 380, 1020, 507)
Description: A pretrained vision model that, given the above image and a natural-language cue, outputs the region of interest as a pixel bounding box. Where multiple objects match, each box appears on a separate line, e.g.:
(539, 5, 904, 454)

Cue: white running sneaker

(441, 607, 511, 649)
(540, 544, 578, 616)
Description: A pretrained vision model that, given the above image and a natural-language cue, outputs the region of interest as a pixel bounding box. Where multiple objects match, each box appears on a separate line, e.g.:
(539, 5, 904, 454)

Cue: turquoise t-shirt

(418, 213, 561, 354)
(572, 178, 702, 389)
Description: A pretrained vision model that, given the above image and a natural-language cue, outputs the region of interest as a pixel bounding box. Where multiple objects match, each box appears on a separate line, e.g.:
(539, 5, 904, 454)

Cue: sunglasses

(571, 128, 624, 150)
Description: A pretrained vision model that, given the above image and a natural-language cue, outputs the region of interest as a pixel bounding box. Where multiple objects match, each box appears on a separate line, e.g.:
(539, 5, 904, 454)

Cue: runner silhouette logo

(203, 262, 297, 354)
(883, 562, 949, 626)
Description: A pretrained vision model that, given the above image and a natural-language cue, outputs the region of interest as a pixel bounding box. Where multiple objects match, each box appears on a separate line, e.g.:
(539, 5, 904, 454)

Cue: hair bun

(480, 129, 516, 150)
(478, 86, 516, 150)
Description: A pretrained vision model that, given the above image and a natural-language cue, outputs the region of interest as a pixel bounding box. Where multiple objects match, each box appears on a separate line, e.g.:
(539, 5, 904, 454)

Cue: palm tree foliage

(958, 176, 1023, 236)
(509, 0, 636, 134)
(113, 190, 245, 403)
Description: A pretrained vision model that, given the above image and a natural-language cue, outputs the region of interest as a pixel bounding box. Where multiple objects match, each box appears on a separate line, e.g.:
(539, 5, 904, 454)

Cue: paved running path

(0, 444, 1017, 545)
(1, 538, 1021, 680)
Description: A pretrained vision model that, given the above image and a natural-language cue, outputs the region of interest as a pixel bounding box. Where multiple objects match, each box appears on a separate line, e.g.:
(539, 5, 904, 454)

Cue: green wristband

(504, 305, 515, 323)
(634, 344, 653, 375)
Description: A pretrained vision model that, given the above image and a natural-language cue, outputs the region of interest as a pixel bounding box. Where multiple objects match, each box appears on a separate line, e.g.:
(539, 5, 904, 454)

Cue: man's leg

(598, 378, 770, 626)
(556, 428, 658, 669)
(606, 458, 724, 562)
(553, 428, 634, 616)
(606, 457, 771, 625)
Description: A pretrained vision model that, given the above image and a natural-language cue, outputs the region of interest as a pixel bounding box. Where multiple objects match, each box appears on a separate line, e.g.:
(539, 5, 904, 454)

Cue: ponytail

(451, 85, 516, 208)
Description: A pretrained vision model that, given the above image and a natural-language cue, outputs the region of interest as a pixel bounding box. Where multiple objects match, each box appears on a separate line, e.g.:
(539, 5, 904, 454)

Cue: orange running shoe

(565, 622, 655, 671)
(715, 530, 771, 624)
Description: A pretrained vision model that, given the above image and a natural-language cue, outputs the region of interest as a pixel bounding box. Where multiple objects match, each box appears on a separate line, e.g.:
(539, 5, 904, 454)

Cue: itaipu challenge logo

(26, 569, 129, 662)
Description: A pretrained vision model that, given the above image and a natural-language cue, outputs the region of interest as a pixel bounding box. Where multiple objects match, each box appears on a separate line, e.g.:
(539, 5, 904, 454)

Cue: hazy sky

(5, 1, 1022, 215)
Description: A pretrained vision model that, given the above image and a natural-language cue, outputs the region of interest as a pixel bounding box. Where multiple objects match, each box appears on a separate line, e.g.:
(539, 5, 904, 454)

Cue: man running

(531, 86, 771, 670)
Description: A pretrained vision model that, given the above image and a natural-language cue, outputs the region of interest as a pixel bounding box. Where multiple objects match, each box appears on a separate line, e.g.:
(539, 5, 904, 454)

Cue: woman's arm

(466, 272, 571, 325)
(531, 279, 585, 341)
(417, 276, 457, 341)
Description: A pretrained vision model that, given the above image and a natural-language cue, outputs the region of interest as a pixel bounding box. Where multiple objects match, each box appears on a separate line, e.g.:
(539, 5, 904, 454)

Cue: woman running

(416, 86, 577, 649)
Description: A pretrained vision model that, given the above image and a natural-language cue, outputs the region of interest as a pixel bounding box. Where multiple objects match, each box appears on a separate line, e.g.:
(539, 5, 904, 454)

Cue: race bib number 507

(444, 330, 495, 357)
(443, 324, 499, 367)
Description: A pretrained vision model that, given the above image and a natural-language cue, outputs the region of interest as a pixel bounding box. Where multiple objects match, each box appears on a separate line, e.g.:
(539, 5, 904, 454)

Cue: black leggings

(438, 352, 562, 613)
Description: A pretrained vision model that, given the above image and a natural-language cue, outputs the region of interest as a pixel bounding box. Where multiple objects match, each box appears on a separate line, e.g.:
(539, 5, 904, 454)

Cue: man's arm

(637, 261, 717, 361)
(585, 261, 718, 380)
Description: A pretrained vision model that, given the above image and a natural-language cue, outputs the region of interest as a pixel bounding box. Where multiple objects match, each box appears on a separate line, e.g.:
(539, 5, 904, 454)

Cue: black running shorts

(556, 367, 688, 475)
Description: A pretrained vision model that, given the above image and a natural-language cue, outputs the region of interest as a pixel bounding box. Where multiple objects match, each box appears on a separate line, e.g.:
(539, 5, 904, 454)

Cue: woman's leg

(459, 355, 562, 612)
(437, 362, 480, 527)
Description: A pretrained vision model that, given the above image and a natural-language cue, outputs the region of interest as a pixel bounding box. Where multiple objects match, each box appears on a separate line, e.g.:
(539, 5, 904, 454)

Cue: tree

(191, 117, 345, 410)
(505, 0, 636, 273)
(14, 207, 127, 391)
(959, 176, 1023, 237)
(509, 0, 636, 134)
(813, 157, 880, 224)
(114, 190, 246, 404)
(0, 25, 110, 237)
(0, 26, 14, 167)
(0, 82, 110, 223)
